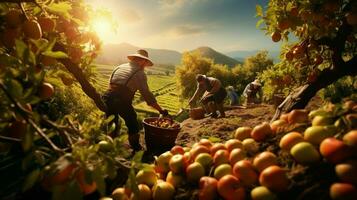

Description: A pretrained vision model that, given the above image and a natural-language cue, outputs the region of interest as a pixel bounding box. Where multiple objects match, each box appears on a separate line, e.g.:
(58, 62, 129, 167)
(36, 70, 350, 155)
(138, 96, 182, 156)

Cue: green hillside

(191, 46, 241, 67)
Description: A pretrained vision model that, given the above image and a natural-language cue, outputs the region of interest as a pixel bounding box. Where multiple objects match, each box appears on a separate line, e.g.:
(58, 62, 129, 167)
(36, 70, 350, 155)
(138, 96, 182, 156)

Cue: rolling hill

(226, 50, 280, 62)
(190, 46, 241, 67)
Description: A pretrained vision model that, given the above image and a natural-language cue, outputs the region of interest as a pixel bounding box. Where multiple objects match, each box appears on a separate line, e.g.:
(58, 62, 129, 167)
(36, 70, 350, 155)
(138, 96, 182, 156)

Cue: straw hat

(252, 79, 261, 86)
(127, 49, 153, 66)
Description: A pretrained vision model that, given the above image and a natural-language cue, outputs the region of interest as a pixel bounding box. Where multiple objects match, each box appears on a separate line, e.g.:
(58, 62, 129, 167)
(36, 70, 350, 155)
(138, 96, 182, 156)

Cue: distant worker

(243, 79, 263, 105)
(189, 74, 227, 118)
(226, 86, 239, 106)
(102, 49, 168, 151)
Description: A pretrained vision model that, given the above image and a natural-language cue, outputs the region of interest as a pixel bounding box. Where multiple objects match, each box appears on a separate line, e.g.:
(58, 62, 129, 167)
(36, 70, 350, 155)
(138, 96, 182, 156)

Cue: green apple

(304, 126, 336, 145)
(186, 162, 205, 183)
(290, 142, 320, 164)
(136, 169, 158, 187)
(214, 164, 232, 180)
(251, 186, 277, 200)
(195, 153, 213, 172)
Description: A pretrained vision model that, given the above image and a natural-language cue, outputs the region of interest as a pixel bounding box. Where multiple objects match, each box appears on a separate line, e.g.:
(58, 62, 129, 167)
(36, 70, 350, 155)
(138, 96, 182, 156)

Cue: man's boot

(128, 133, 142, 151)
(207, 102, 218, 118)
(217, 103, 225, 118)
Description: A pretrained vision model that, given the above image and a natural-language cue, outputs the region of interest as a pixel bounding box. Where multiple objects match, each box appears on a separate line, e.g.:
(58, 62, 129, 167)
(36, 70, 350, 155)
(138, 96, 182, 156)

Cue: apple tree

(0, 0, 142, 199)
(257, 0, 357, 120)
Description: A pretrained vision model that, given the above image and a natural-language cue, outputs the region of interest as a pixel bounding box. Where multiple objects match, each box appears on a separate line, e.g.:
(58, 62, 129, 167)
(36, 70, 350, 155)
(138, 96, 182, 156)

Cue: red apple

(186, 162, 205, 183)
(214, 164, 232, 180)
(171, 145, 185, 155)
(343, 130, 357, 148)
(233, 160, 258, 186)
(330, 183, 357, 200)
(225, 139, 243, 152)
(270, 119, 287, 133)
(190, 145, 210, 161)
(259, 165, 290, 192)
(279, 131, 304, 151)
(217, 175, 245, 200)
(198, 138, 213, 148)
(213, 149, 230, 166)
(335, 160, 357, 184)
(253, 151, 278, 172)
(210, 143, 227, 156)
(229, 148, 246, 165)
(288, 109, 308, 124)
(320, 138, 352, 164)
(234, 127, 252, 140)
(199, 176, 218, 200)
(251, 122, 273, 142)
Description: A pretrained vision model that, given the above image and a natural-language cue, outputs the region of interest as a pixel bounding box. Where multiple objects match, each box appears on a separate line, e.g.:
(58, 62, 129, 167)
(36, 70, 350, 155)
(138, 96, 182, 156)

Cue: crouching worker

(189, 74, 227, 118)
(242, 79, 263, 106)
(102, 49, 168, 151)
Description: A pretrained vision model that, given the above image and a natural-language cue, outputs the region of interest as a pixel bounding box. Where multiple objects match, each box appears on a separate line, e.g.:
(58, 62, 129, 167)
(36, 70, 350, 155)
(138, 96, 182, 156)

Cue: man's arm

(208, 78, 221, 94)
(189, 83, 204, 106)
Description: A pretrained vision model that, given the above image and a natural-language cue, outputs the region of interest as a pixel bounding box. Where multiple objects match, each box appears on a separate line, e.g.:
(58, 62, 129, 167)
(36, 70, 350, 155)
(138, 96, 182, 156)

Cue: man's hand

(160, 109, 169, 117)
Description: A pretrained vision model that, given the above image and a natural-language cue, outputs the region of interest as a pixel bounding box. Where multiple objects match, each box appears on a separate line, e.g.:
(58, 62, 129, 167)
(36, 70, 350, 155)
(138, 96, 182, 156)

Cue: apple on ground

(234, 127, 252, 140)
(304, 126, 336, 145)
(169, 154, 185, 174)
(190, 145, 211, 161)
(166, 171, 184, 188)
(155, 151, 173, 174)
(213, 149, 230, 166)
(253, 151, 278, 172)
(225, 139, 243, 152)
(242, 138, 259, 154)
(217, 175, 245, 200)
(335, 160, 357, 185)
(130, 184, 151, 200)
(343, 130, 357, 151)
(199, 176, 218, 200)
(290, 142, 320, 164)
(186, 162, 205, 183)
(171, 145, 185, 155)
(288, 109, 308, 124)
(214, 164, 232, 180)
(259, 165, 290, 192)
(233, 160, 258, 186)
(251, 122, 273, 142)
(312, 115, 334, 126)
(251, 186, 277, 200)
(229, 148, 246, 165)
(136, 169, 158, 187)
(195, 153, 213, 172)
(270, 119, 287, 133)
(111, 187, 129, 200)
(210, 143, 227, 156)
(198, 138, 213, 148)
(330, 182, 357, 200)
(320, 137, 352, 164)
(279, 132, 304, 151)
(152, 181, 175, 200)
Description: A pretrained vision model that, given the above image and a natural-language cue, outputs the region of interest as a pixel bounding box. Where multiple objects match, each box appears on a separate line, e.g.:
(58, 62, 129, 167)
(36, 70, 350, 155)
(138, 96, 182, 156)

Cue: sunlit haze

(85, 0, 280, 53)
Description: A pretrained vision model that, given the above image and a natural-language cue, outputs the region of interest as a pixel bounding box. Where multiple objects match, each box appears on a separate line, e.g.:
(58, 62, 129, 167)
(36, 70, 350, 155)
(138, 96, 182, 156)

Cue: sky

(86, 0, 280, 53)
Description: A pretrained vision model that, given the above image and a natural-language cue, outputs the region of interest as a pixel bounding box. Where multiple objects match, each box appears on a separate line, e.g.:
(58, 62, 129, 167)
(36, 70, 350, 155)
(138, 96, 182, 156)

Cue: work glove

(160, 109, 169, 117)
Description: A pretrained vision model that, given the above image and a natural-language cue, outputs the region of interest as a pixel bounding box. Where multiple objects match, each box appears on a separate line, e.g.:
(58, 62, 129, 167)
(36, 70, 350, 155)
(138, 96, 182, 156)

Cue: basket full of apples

(143, 117, 181, 154)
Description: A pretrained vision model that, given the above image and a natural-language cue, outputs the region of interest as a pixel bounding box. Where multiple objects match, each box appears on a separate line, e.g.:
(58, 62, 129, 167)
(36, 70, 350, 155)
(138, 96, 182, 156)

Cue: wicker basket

(189, 107, 206, 120)
(143, 117, 181, 154)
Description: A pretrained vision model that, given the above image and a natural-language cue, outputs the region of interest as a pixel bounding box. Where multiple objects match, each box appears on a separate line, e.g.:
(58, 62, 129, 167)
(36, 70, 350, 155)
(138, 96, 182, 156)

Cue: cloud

(168, 25, 205, 37)
(118, 8, 141, 23)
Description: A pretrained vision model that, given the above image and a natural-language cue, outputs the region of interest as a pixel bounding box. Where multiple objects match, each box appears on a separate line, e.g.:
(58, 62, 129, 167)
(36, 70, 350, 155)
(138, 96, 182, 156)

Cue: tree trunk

(271, 56, 357, 122)
(60, 58, 107, 113)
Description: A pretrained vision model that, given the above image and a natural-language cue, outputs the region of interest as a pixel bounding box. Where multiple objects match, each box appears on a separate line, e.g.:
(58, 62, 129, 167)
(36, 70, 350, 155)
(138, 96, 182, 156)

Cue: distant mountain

(95, 43, 182, 65)
(226, 50, 280, 62)
(191, 46, 241, 67)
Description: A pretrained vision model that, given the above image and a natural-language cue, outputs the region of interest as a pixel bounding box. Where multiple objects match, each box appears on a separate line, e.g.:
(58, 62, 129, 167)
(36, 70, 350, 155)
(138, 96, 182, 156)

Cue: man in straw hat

(102, 49, 168, 151)
(189, 74, 227, 118)
(242, 79, 263, 105)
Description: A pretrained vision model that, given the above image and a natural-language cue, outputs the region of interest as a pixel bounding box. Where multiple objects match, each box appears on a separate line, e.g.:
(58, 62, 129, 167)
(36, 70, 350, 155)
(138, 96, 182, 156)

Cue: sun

(90, 16, 117, 43)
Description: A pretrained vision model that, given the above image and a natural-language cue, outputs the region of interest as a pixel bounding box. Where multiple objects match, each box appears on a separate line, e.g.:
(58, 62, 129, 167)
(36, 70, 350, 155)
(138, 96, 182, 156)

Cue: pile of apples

(104, 100, 356, 200)
(148, 118, 180, 129)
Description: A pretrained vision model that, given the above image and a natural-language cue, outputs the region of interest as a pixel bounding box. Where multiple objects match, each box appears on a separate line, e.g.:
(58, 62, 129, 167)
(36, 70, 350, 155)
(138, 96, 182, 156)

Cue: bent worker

(102, 49, 168, 151)
(242, 79, 263, 105)
(226, 86, 239, 106)
(189, 74, 227, 118)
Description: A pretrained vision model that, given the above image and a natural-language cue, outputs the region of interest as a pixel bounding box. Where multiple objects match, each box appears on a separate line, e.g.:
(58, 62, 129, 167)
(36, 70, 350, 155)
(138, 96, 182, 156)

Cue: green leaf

(23, 48, 36, 65)
(15, 39, 27, 60)
(126, 168, 139, 195)
(131, 150, 144, 164)
(42, 51, 68, 59)
(208, 136, 221, 143)
(7, 79, 23, 99)
(256, 5, 263, 17)
(256, 18, 265, 29)
(22, 169, 40, 192)
(45, 2, 72, 19)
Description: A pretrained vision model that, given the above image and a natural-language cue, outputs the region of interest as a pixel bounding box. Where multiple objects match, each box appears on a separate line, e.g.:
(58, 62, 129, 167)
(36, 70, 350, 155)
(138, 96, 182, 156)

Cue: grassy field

(94, 64, 188, 117)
